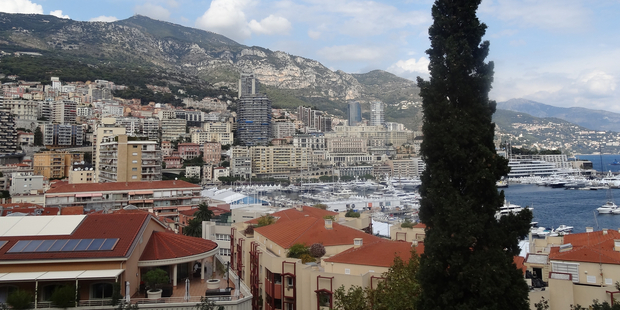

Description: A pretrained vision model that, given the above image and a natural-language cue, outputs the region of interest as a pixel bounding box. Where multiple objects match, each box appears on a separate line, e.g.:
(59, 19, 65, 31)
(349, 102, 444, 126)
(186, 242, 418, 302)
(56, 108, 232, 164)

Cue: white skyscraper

(370, 101, 385, 126)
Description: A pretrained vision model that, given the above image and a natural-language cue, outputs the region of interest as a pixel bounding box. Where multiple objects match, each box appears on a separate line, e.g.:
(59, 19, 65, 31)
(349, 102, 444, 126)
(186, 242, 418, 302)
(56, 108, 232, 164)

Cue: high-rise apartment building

(93, 118, 126, 183)
(231, 146, 252, 179)
(347, 101, 362, 126)
(250, 145, 309, 176)
(203, 142, 221, 165)
(370, 101, 385, 126)
(238, 73, 257, 97)
(161, 118, 187, 142)
(98, 134, 162, 182)
(0, 108, 18, 155)
(237, 94, 272, 146)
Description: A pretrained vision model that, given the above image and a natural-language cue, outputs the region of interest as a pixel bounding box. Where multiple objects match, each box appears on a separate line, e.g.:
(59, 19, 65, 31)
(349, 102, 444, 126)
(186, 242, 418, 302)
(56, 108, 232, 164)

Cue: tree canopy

(415, 1, 532, 309)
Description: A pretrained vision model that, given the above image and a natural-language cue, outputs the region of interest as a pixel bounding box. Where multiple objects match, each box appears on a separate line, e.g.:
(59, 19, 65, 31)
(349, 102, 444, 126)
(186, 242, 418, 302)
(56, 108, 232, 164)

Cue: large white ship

(507, 159, 559, 177)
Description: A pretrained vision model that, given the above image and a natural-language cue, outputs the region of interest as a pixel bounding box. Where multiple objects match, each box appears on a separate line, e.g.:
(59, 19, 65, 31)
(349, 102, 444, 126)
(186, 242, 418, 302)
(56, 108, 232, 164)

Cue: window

(90, 282, 113, 299)
(132, 160, 138, 164)
(318, 292, 331, 308)
(132, 175, 137, 179)
(551, 262, 579, 282)
(216, 234, 230, 241)
(132, 168, 137, 171)
(132, 152, 138, 156)
(286, 277, 294, 287)
(133, 145, 138, 148)
(345, 269, 350, 274)
(219, 248, 230, 256)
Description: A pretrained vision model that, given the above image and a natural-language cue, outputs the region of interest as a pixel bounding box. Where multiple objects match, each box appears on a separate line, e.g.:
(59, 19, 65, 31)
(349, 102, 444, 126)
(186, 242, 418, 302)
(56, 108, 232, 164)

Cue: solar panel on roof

(100, 238, 118, 251)
(87, 239, 105, 251)
(48, 239, 68, 251)
(73, 239, 93, 251)
(4, 238, 120, 253)
(7, 240, 30, 253)
(61, 239, 80, 251)
(36, 240, 56, 252)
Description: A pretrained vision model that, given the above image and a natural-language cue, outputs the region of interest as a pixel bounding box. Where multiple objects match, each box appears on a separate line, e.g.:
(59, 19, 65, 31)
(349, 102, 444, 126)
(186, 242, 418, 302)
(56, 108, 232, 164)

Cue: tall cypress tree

(416, 1, 532, 310)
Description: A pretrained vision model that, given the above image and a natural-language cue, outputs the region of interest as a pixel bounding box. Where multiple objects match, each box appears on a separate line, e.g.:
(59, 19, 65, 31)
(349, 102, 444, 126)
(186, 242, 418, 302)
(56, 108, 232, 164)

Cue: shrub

(401, 220, 414, 229)
(6, 290, 32, 310)
(143, 269, 169, 291)
(257, 215, 276, 227)
(309, 243, 326, 258)
(287, 243, 310, 259)
(323, 215, 335, 221)
(299, 253, 315, 264)
(244, 225, 255, 235)
(345, 210, 360, 218)
(51, 285, 76, 308)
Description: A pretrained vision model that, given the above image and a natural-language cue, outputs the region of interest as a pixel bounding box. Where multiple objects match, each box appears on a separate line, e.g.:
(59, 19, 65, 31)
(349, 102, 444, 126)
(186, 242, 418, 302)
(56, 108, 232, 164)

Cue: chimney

(325, 218, 333, 230)
(559, 243, 573, 253)
(586, 227, 594, 233)
(615, 240, 620, 252)
(604, 228, 608, 235)
(354, 238, 363, 248)
(295, 205, 303, 212)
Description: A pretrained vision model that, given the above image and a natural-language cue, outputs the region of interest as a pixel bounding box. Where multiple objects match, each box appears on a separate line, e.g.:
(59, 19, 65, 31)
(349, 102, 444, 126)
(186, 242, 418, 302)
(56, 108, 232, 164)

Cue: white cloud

(249, 15, 291, 35)
(387, 57, 430, 78)
(317, 45, 387, 62)
(0, 0, 43, 14)
(308, 30, 321, 39)
(50, 10, 69, 19)
(195, 0, 252, 41)
(480, 0, 590, 31)
(574, 70, 616, 98)
(90, 15, 119, 22)
(134, 3, 170, 21)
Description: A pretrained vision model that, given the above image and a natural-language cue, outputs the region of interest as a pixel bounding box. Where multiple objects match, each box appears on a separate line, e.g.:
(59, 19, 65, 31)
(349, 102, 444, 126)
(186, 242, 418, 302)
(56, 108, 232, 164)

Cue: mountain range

(497, 99, 620, 133)
(0, 13, 420, 128)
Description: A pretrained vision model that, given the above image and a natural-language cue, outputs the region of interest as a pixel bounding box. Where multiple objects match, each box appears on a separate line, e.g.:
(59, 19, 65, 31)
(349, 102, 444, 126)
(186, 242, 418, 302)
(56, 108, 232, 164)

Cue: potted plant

(142, 269, 169, 299)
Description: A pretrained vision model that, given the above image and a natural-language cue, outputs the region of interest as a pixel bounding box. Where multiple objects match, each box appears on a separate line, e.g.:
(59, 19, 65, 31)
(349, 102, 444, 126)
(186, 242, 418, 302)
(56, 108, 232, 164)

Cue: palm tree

(182, 203, 213, 237)
(194, 203, 214, 222)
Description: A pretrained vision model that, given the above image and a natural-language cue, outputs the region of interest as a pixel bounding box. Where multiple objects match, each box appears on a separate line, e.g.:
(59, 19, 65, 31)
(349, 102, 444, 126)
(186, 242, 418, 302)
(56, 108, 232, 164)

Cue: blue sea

(503, 184, 620, 233)
(574, 154, 620, 173)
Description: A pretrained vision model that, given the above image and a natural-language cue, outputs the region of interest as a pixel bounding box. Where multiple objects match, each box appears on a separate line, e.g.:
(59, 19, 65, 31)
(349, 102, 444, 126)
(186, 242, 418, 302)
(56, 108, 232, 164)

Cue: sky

(1, 0, 620, 112)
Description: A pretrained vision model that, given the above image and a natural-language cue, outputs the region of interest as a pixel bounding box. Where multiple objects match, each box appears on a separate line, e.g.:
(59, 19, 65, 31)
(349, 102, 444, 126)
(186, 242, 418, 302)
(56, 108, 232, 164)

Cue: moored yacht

(598, 201, 618, 214)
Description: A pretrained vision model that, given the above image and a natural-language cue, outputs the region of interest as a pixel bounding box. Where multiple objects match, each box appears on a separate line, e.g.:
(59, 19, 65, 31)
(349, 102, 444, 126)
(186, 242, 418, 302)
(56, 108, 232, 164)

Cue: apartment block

(238, 73, 258, 97)
(203, 142, 221, 165)
(93, 119, 126, 182)
(2, 99, 39, 121)
(293, 134, 326, 150)
(68, 167, 94, 184)
(44, 180, 201, 213)
(161, 140, 173, 157)
(10, 172, 44, 196)
(98, 135, 162, 182)
(141, 117, 160, 140)
(161, 118, 187, 141)
(237, 94, 272, 146)
(370, 101, 385, 126)
(33, 151, 84, 179)
(272, 121, 295, 139)
(178, 143, 200, 160)
(42, 123, 84, 147)
(326, 137, 367, 153)
(51, 100, 77, 124)
(250, 145, 309, 177)
(0, 108, 18, 155)
(231, 146, 252, 179)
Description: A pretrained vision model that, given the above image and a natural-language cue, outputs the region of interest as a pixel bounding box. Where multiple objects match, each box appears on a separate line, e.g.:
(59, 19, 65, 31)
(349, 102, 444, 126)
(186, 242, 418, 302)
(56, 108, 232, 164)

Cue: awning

(134, 191, 153, 195)
(128, 192, 136, 195)
(0, 270, 125, 282)
(91, 193, 103, 197)
(144, 200, 154, 203)
(75, 193, 94, 198)
(78, 269, 124, 280)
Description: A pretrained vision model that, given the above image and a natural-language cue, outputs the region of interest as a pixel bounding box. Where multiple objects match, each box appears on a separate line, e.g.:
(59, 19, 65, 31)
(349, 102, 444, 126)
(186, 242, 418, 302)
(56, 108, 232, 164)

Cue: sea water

(574, 154, 620, 173)
(503, 184, 620, 233)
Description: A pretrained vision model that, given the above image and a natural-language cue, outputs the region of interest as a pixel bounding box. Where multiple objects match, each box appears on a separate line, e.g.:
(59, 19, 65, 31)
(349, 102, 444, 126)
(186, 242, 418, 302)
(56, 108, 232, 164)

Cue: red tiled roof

(60, 206, 84, 215)
(0, 213, 150, 261)
(246, 206, 337, 225)
(254, 217, 381, 249)
(413, 223, 426, 229)
(46, 180, 200, 194)
(514, 256, 526, 274)
(324, 240, 421, 267)
(549, 230, 620, 264)
(139, 231, 218, 261)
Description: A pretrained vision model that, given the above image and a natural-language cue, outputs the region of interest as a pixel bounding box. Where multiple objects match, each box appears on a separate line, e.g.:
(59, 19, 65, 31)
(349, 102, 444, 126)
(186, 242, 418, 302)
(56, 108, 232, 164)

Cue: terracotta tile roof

(254, 217, 380, 249)
(246, 206, 337, 225)
(139, 231, 218, 261)
(324, 240, 421, 267)
(549, 230, 620, 264)
(514, 256, 526, 274)
(413, 223, 426, 228)
(60, 206, 84, 215)
(46, 180, 200, 194)
(0, 213, 150, 261)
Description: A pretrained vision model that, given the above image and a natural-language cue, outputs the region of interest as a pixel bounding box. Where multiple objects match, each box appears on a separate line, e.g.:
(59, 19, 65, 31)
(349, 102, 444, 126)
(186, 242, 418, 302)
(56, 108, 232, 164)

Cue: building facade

(33, 151, 84, 180)
(346, 101, 362, 126)
(98, 135, 162, 182)
(237, 94, 272, 146)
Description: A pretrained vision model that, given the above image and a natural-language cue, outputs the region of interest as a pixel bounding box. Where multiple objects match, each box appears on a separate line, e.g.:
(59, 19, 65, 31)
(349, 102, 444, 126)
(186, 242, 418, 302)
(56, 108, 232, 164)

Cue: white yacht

(495, 201, 531, 220)
(598, 201, 618, 214)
